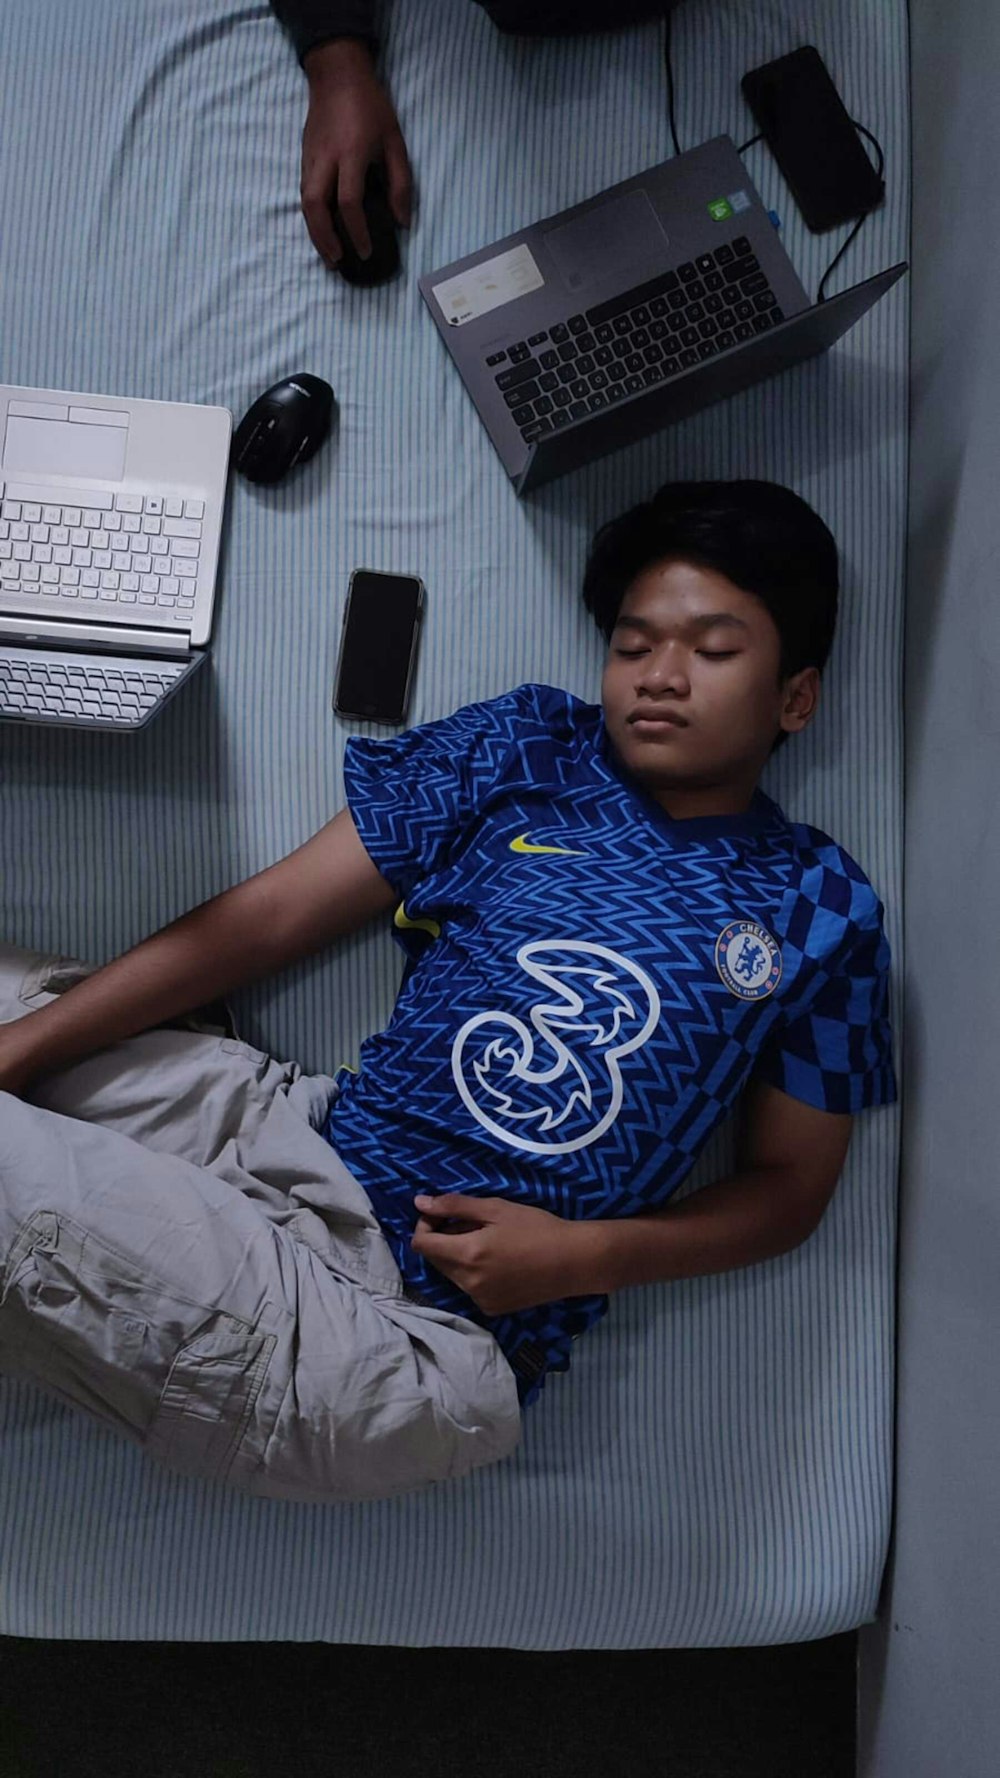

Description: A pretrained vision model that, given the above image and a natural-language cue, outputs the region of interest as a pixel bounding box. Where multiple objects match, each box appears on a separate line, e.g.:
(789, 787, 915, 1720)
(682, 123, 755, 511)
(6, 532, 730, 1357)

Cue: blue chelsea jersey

(323, 684, 897, 1401)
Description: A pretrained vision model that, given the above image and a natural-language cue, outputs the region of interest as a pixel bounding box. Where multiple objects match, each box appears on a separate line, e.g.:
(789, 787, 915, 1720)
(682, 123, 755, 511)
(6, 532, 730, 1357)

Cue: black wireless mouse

(231, 373, 335, 484)
(332, 162, 401, 287)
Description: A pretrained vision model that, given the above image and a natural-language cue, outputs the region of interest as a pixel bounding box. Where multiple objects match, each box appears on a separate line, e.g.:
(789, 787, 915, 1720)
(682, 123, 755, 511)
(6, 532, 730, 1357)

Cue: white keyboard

(0, 479, 205, 613)
(0, 644, 191, 730)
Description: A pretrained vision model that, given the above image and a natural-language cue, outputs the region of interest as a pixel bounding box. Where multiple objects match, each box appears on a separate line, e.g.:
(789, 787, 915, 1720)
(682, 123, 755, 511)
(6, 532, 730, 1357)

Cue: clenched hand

(411, 1193, 599, 1316)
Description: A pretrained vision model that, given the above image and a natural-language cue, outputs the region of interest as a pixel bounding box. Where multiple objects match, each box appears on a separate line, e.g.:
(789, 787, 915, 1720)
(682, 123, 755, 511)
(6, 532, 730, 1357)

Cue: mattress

(0, 0, 908, 1644)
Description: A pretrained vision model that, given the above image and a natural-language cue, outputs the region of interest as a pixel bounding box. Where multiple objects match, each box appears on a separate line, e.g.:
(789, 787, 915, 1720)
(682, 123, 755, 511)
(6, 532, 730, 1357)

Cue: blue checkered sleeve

(753, 900, 898, 1115)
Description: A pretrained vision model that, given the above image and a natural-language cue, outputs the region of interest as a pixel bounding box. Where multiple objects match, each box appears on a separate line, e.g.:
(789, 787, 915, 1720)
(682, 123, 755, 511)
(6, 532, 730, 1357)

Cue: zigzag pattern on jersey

(343, 683, 570, 897)
(330, 686, 896, 1396)
(329, 827, 804, 1395)
(327, 832, 800, 1401)
(337, 825, 801, 1193)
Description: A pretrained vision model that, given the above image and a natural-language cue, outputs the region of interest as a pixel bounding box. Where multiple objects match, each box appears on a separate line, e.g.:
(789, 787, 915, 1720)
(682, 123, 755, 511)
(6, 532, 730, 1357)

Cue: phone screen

(741, 46, 884, 232)
(334, 569, 424, 724)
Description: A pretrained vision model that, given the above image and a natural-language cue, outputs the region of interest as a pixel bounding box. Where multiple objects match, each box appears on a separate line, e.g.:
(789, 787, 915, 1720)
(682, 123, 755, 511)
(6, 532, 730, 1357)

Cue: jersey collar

(592, 709, 779, 843)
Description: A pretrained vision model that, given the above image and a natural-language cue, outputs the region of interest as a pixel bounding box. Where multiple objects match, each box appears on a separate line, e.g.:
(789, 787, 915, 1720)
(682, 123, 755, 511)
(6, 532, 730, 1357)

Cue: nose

(636, 642, 690, 697)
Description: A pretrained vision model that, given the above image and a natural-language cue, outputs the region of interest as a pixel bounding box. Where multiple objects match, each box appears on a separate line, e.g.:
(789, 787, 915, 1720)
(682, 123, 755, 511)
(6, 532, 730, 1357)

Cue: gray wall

(857, 2, 1000, 1771)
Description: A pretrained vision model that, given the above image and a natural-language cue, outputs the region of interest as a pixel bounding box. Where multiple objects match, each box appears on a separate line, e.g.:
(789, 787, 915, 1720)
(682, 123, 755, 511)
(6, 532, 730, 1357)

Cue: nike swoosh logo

(509, 832, 588, 857)
(394, 902, 442, 939)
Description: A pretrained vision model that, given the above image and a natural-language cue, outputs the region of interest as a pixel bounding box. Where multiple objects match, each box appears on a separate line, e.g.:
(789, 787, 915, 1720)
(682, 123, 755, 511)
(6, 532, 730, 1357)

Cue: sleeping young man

(0, 478, 897, 1503)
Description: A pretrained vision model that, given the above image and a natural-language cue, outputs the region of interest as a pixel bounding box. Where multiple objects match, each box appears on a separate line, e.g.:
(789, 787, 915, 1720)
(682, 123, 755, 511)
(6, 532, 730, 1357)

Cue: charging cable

(663, 17, 887, 303)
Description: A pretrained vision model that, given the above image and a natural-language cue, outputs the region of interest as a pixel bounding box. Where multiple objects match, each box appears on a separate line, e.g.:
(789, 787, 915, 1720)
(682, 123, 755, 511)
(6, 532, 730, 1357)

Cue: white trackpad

(3, 414, 128, 480)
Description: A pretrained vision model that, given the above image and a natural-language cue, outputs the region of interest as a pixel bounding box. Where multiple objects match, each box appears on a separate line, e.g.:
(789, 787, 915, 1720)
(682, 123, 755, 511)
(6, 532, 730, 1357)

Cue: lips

(628, 709, 689, 728)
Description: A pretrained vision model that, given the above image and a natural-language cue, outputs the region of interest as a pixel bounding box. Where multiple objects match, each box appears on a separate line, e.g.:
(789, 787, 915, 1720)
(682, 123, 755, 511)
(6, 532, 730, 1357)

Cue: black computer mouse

(231, 373, 335, 484)
(332, 162, 401, 287)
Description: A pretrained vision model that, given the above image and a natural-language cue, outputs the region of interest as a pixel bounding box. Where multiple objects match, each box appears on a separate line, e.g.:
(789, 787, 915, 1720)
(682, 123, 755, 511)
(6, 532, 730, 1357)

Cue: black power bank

(741, 45, 884, 232)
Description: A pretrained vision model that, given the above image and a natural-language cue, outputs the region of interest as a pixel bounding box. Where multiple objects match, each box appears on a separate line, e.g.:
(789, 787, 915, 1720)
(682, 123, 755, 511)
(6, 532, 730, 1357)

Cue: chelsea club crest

(715, 920, 782, 1000)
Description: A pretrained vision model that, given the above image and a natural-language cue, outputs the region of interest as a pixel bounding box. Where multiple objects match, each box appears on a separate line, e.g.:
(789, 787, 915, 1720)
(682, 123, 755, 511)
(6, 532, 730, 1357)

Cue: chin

(617, 734, 722, 794)
(617, 744, 685, 789)
(616, 724, 684, 760)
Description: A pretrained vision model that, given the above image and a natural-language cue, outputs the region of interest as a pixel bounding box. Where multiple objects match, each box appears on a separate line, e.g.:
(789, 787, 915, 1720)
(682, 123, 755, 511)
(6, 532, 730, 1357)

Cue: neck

(648, 780, 759, 821)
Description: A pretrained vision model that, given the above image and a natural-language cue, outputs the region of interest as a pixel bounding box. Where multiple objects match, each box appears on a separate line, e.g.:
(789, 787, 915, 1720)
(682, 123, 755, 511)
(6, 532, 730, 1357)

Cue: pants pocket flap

(146, 1313, 276, 1482)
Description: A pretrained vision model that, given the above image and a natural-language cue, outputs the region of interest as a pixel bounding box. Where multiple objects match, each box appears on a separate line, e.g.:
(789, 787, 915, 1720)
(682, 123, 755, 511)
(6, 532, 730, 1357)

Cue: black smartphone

(333, 568, 424, 725)
(741, 45, 884, 232)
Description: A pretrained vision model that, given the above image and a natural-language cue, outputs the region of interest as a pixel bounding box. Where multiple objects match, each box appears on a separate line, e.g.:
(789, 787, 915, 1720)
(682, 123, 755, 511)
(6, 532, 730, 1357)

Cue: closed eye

(614, 646, 649, 658)
(697, 650, 738, 660)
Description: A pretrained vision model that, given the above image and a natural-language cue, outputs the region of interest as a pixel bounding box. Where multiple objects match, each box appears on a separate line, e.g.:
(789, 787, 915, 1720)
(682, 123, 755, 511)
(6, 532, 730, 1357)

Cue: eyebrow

(612, 611, 751, 634)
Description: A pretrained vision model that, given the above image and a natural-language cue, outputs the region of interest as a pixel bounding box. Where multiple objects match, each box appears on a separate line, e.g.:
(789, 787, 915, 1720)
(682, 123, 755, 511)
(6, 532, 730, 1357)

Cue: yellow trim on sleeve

(394, 901, 442, 940)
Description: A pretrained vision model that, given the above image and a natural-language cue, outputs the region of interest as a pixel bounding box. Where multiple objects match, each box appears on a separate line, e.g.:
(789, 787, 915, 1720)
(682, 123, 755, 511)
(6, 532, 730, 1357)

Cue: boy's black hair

(582, 479, 839, 753)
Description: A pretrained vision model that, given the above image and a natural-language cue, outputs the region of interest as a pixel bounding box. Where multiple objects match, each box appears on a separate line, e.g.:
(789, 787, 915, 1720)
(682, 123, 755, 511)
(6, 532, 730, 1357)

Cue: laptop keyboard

(0, 644, 189, 729)
(0, 481, 204, 613)
(487, 236, 785, 444)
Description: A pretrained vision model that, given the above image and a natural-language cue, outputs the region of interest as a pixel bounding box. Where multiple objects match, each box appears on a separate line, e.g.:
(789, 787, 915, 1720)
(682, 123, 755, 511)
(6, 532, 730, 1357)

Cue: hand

(300, 39, 413, 269)
(411, 1193, 597, 1317)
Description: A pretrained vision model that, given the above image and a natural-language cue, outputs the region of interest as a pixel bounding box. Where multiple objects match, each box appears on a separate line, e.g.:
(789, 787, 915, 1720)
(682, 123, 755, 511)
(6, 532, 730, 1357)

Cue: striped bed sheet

(0, 0, 907, 1645)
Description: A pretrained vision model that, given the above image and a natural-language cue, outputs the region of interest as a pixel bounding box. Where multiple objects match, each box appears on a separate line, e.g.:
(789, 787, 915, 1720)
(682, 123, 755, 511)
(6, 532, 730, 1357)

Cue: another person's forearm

(573, 1165, 823, 1295)
(270, 0, 378, 67)
(304, 35, 376, 89)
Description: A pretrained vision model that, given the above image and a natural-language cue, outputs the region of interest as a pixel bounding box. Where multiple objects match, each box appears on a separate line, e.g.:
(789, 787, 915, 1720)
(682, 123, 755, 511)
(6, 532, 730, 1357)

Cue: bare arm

(412, 1078, 855, 1314)
(0, 810, 396, 1092)
(573, 1078, 855, 1293)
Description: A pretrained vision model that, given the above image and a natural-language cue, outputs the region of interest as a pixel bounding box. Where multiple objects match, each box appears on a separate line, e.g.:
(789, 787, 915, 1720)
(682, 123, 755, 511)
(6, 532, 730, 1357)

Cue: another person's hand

(300, 37, 413, 269)
(412, 1193, 598, 1316)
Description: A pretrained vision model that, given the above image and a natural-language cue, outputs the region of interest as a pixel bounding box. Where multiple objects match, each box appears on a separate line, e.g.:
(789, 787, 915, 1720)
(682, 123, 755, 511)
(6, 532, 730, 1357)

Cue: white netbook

(0, 384, 232, 731)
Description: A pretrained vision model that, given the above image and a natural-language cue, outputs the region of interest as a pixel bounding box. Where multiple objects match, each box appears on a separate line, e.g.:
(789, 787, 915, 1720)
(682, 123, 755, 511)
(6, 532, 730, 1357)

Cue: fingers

(334, 158, 372, 261)
(413, 1193, 493, 1224)
(413, 1193, 455, 1219)
(302, 184, 342, 268)
(300, 129, 343, 267)
(300, 101, 372, 266)
(384, 129, 414, 229)
(411, 1220, 474, 1260)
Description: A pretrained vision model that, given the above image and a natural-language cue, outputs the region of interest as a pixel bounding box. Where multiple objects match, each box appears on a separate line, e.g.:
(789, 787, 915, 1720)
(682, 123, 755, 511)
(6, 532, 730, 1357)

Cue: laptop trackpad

(3, 412, 128, 481)
(543, 189, 669, 294)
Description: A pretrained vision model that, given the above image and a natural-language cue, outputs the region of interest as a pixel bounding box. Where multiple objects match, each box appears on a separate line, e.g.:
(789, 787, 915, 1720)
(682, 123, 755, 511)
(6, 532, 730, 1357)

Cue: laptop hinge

(513, 444, 540, 495)
(0, 613, 192, 657)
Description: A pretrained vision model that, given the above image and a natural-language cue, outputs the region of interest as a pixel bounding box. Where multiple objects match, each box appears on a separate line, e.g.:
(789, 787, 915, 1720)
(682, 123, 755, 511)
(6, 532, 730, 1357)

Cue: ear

(778, 665, 821, 737)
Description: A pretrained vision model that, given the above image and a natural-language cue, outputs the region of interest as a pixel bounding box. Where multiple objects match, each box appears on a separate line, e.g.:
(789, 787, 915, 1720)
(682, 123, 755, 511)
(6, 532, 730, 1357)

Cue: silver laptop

(420, 134, 906, 494)
(0, 384, 232, 730)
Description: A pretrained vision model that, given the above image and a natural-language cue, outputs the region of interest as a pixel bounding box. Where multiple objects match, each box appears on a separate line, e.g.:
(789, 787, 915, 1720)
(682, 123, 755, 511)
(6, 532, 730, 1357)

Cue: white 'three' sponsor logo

(451, 940, 660, 1156)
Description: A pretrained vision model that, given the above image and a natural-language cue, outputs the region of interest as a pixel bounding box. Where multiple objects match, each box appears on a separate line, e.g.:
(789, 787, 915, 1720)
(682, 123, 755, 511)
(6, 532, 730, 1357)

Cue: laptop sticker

(708, 190, 751, 222)
(432, 244, 544, 328)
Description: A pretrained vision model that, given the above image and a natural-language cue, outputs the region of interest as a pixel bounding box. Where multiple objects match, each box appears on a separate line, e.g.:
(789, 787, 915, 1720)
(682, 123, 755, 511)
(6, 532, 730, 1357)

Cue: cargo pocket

(146, 1312, 276, 1484)
(219, 1038, 268, 1065)
(17, 953, 98, 1009)
(0, 1209, 275, 1485)
(1, 1211, 157, 1437)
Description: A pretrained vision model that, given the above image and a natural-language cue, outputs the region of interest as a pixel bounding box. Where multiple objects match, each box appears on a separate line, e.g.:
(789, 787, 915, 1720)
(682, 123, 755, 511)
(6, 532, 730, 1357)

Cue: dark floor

(0, 1633, 855, 1777)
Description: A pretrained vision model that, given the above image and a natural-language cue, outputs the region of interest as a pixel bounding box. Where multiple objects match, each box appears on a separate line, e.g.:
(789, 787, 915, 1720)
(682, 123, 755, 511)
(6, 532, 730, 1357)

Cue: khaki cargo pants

(0, 944, 520, 1503)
